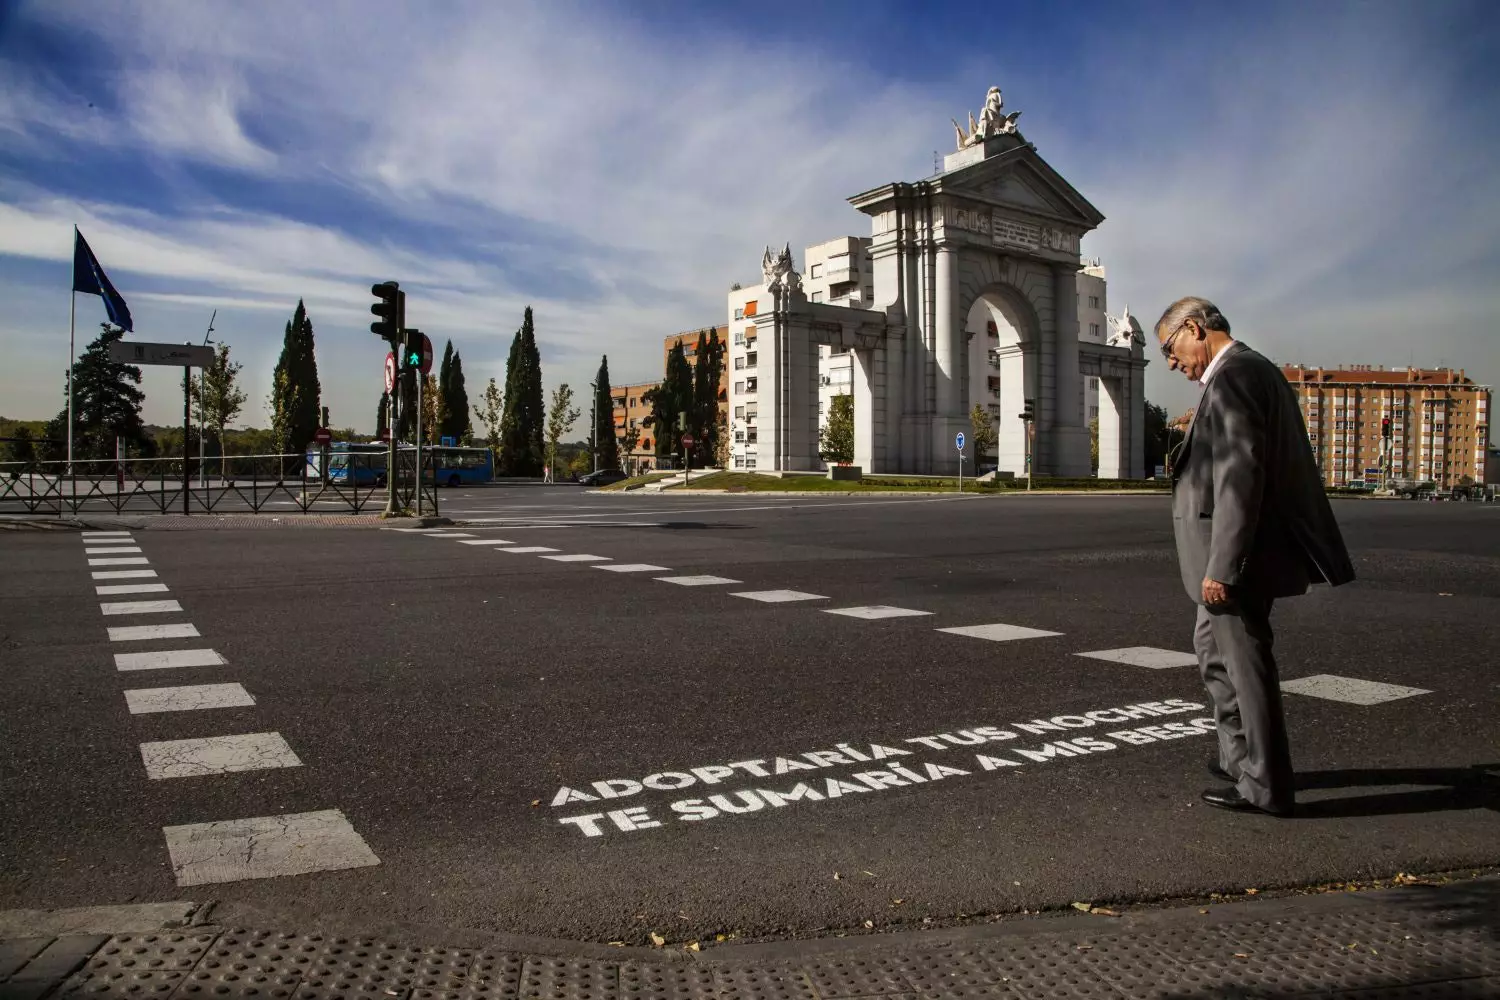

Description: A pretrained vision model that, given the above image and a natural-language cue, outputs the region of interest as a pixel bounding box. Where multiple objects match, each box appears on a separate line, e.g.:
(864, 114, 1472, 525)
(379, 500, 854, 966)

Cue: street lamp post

(198, 311, 216, 488)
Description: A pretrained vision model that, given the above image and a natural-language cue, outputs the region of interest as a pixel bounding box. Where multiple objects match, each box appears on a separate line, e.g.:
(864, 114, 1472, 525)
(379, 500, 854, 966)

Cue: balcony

(824, 265, 857, 283)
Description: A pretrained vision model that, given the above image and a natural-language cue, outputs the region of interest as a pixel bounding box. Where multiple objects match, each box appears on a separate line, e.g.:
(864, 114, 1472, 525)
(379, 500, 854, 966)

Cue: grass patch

(598, 472, 676, 492)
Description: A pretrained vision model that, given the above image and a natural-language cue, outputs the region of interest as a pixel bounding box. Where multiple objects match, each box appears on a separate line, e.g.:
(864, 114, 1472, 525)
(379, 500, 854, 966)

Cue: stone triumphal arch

(725, 86, 1147, 477)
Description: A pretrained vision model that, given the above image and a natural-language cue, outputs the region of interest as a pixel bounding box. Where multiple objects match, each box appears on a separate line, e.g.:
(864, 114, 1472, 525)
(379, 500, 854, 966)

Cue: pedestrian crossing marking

(100, 599, 183, 616)
(85, 546, 142, 555)
(1075, 647, 1198, 669)
(140, 732, 302, 779)
(824, 605, 934, 620)
(655, 575, 741, 586)
(457, 538, 516, 545)
(115, 649, 228, 671)
(595, 563, 669, 573)
(108, 623, 201, 642)
(731, 589, 828, 603)
(499, 546, 560, 554)
(936, 623, 1064, 642)
(542, 554, 612, 562)
(89, 557, 149, 566)
(92, 569, 158, 580)
(164, 809, 379, 886)
(1280, 674, 1432, 705)
(125, 682, 256, 715)
(96, 582, 170, 596)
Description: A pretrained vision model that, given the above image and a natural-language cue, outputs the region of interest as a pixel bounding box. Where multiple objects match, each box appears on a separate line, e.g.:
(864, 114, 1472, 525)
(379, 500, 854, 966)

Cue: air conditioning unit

(820, 376, 831, 386)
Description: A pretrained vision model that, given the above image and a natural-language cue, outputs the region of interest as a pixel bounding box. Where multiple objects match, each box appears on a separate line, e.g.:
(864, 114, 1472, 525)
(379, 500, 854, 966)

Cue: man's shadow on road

(1292, 764, 1500, 820)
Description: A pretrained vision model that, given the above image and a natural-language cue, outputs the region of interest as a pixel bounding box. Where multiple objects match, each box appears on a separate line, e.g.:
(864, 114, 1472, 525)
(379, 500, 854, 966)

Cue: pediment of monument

(942, 148, 1104, 230)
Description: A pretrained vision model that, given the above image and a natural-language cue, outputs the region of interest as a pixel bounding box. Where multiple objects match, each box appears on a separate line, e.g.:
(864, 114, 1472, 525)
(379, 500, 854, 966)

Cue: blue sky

(2, 0, 1497, 432)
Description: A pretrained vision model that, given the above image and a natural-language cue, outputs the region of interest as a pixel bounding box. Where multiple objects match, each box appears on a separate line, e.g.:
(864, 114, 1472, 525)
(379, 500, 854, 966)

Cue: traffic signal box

(370, 282, 404, 342)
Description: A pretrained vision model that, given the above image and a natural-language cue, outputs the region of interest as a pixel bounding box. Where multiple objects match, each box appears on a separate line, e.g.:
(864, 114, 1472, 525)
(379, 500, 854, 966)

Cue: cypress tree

(651, 342, 694, 461)
(593, 355, 618, 471)
(498, 330, 524, 474)
(271, 300, 320, 458)
(690, 330, 724, 464)
(446, 352, 471, 443)
(437, 340, 455, 437)
(520, 308, 544, 474)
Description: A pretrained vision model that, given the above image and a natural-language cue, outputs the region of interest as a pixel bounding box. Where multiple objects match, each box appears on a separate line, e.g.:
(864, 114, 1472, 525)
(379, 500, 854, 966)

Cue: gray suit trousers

(1193, 595, 1295, 812)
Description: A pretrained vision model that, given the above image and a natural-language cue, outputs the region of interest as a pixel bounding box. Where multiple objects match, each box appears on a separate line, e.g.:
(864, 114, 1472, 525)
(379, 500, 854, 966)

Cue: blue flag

(72, 227, 133, 332)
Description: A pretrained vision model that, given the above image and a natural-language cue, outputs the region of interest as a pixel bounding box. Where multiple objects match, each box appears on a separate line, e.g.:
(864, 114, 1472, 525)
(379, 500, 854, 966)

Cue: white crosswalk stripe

(936, 623, 1064, 642)
(824, 605, 933, 620)
(731, 589, 827, 603)
(164, 809, 379, 886)
(595, 563, 669, 573)
(115, 649, 228, 671)
(1075, 647, 1197, 669)
(124, 683, 256, 714)
(89, 556, 149, 566)
(100, 600, 184, 616)
(498, 546, 559, 554)
(1280, 674, 1432, 705)
(541, 554, 611, 562)
(140, 732, 302, 779)
(81, 532, 133, 541)
(457, 538, 516, 545)
(85, 546, 142, 555)
(96, 583, 171, 595)
(108, 623, 201, 642)
(92, 569, 158, 580)
(655, 575, 741, 586)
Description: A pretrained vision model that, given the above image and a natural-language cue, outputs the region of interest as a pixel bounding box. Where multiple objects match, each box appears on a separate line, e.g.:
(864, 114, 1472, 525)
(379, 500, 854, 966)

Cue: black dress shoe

(1201, 787, 1294, 817)
(1207, 759, 1234, 782)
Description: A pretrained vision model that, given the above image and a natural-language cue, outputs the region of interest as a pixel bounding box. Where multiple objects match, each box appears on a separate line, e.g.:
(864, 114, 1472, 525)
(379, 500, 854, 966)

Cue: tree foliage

(689, 330, 725, 465)
(376, 392, 389, 436)
(593, 356, 618, 471)
(45, 323, 155, 461)
(646, 342, 694, 462)
(443, 350, 471, 443)
(820, 393, 855, 464)
(498, 307, 545, 475)
(969, 404, 997, 462)
(473, 377, 503, 456)
(546, 383, 582, 476)
(189, 342, 247, 457)
(1143, 400, 1170, 474)
(269, 300, 321, 456)
(3, 426, 37, 465)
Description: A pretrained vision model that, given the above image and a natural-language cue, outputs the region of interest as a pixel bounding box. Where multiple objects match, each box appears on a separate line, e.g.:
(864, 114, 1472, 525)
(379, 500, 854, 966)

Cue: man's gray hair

(1155, 297, 1231, 337)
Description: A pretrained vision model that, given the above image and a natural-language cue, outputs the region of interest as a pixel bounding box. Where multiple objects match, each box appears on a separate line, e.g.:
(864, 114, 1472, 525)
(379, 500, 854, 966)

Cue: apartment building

(1280, 364, 1492, 488)
(609, 380, 662, 473)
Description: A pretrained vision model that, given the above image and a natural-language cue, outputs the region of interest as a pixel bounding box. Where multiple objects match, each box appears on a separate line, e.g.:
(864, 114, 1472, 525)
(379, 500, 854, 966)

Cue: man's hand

(1201, 577, 1231, 606)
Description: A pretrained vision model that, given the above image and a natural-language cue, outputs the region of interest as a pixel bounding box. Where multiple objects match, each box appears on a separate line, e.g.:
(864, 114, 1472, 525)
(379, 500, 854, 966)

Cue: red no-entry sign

(681, 434, 695, 448)
(314, 427, 332, 446)
(384, 352, 397, 392)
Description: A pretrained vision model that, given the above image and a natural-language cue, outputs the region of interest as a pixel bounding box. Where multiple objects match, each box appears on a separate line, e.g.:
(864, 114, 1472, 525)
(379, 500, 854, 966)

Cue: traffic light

(1020, 398, 1036, 422)
(401, 328, 423, 371)
(1381, 416, 1392, 438)
(370, 281, 403, 341)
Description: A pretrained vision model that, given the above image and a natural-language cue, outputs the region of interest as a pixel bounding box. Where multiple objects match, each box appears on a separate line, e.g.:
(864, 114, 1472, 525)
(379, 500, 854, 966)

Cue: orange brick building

(1280, 364, 1491, 488)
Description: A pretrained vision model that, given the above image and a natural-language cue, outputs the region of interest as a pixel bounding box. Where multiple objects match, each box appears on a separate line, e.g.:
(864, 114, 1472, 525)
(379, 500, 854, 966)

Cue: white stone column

(1097, 376, 1124, 479)
(1047, 264, 1091, 476)
(934, 247, 959, 417)
(853, 346, 875, 471)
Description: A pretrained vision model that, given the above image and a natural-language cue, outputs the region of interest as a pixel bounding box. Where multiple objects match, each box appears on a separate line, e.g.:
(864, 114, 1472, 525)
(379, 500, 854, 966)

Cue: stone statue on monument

(952, 86, 1023, 149)
(761, 243, 803, 295)
(1107, 304, 1146, 349)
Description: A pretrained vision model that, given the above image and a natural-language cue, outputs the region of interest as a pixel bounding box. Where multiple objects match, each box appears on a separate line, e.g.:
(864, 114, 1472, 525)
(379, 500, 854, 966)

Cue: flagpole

(67, 286, 76, 472)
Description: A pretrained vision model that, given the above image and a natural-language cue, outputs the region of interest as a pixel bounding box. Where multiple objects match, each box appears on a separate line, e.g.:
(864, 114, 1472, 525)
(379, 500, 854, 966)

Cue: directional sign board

(955, 431, 965, 452)
(109, 341, 216, 368)
(384, 352, 397, 392)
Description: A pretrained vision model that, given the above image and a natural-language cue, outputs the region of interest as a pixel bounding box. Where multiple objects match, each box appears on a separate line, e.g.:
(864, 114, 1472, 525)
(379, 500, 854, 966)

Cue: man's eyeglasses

(1160, 322, 1188, 361)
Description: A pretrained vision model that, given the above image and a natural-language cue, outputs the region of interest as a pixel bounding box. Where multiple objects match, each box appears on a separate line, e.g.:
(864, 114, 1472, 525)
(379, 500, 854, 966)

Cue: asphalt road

(2, 491, 1497, 948)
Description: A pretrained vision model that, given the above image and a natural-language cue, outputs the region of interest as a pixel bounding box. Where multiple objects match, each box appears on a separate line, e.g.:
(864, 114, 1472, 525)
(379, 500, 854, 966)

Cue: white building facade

(725, 89, 1147, 477)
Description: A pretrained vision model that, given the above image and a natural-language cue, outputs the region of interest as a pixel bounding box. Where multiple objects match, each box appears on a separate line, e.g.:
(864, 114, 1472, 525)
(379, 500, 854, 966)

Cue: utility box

(828, 465, 862, 482)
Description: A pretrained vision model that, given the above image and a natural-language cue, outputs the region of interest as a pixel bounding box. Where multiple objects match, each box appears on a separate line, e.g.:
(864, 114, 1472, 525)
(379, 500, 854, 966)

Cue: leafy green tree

(473, 377, 502, 457)
(819, 393, 855, 464)
(1144, 400, 1170, 474)
(593, 356, 618, 470)
(619, 423, 642, 474)
(969, 404, 996, 464)
(270, 300, 320, 460)
(1089, 417, 1099, 474)
(3, 426, 36, 466)
(437, 341, 455, 434)
(47, 323, 156, 461)
(189, 342, 247, 462)
(547, 383, 582, 478)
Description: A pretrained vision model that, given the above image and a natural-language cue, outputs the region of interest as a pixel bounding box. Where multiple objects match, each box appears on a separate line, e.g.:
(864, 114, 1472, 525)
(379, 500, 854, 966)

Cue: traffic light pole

(415, 369, 423, 517)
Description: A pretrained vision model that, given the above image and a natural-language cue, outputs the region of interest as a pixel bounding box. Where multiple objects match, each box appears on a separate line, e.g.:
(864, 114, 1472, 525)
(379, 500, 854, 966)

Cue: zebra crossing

(388, 525, 1437, 708)
(77, 530, 379, 888)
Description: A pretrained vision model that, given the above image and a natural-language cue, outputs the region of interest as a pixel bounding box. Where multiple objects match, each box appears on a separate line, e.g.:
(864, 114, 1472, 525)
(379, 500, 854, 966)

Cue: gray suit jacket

(1171, 342, 1355, 602)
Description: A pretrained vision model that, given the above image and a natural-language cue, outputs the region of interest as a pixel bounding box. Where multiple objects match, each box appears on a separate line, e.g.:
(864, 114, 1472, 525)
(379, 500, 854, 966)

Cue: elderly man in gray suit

(1155, 297, 1355, 817)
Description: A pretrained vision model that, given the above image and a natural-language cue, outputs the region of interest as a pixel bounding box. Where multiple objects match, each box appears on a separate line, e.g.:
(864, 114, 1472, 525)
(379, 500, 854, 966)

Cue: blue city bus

(307, 443, 493, 487)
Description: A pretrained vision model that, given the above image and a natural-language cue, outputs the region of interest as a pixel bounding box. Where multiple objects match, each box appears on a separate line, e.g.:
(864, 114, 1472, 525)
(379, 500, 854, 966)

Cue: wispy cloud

(1, 0, 1496, 432)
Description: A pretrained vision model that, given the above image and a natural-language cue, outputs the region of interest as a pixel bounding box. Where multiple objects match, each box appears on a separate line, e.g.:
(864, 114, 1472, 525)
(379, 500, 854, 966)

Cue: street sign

(681, 433, 696, 448)
(377, 426, 391, 442)
(384, 352, 396, 392)
(440, 436, 455, 447)
(108, 341, 215, 368)
(955, 431, 965, 451)
(313, 428, 332, 446)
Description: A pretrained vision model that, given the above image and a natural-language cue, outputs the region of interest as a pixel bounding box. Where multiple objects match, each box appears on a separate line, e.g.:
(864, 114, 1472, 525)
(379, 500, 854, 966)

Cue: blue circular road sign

(955, 431, 965, 451)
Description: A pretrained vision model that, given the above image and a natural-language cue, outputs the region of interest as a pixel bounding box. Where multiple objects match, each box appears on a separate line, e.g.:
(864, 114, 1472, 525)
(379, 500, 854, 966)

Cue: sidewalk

(0, 514, 450, 531)
(3, 875, 1495, 999)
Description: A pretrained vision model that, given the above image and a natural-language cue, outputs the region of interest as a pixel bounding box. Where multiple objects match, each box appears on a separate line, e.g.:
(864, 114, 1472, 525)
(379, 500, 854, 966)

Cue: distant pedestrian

(1154, 297, 1354, 817)
(543, 464, 552, 483)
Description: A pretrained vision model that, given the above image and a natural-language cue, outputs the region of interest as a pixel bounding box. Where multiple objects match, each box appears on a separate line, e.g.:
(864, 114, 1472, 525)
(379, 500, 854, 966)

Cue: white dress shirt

(1198, 341, 1235, 387)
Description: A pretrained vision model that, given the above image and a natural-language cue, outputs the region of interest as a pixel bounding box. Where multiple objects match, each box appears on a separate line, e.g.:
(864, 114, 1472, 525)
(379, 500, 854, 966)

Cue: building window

(746, 428, 758, 444)
(746, 353, 757, 368)
(733, 331, 745, 345)
(734, 381, 744, 394)
(810, 264, 822, 278)
(733, 308, 744, 321)
(1089, 295, 1100, 308)
(735, 357, 745, 370)
(865, 286, 873, 299)
(745, 378, 757, 393)
(1088, 377, 1098, 390)
(1090, 323, 1099, 337)
(734, 406, 745, 418)
(812, 292, 824, 303)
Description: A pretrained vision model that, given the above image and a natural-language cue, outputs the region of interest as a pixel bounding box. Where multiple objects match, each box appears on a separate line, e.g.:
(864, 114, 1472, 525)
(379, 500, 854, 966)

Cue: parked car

(577, 469, 629, 487)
